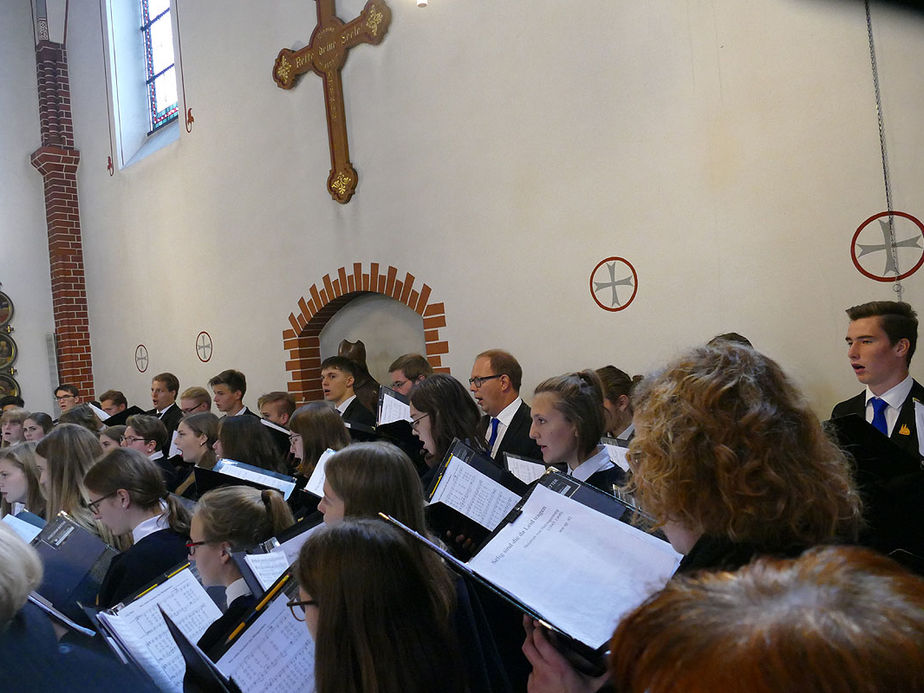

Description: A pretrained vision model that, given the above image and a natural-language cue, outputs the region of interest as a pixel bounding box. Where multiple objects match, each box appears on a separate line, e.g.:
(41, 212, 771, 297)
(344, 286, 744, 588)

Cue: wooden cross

(273, 0, 391, 204)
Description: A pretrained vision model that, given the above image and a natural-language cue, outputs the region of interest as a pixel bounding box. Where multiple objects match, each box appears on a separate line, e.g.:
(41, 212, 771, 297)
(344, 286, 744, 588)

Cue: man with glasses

(469, 349, 541, 463)
(388, 353, 433, 397)
(179, 386, 212, 415)
(53, 384, 80, 417)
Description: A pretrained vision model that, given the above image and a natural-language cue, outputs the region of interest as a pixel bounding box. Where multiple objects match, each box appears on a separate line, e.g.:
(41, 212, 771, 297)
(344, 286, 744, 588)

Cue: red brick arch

(283, 263, 450, 403)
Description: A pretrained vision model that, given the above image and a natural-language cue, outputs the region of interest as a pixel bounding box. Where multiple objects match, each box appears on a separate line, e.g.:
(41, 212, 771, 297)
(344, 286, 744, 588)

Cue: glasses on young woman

(286, 597, 318, 622)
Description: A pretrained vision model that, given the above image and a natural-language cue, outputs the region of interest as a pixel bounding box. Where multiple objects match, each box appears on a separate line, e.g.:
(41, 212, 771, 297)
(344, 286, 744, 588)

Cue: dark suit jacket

(831, 380, 924, 459)
(197, 593, 259, 660)
(147, 403, 183, 437)
(97, 529, 189, 609)
(831, 380, 924, 556)
(342, 397, 376, 428)
(477, 400, 542, 464)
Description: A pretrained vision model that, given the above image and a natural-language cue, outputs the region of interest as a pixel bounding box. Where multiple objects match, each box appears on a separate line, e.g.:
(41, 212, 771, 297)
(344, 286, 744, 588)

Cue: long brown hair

(409, 374, 484, 465)
(0, 442, 46, 517)
(324, 441, 455, 620)
(84, 448, 190, 536)
(288, 403, 349, 476)
(534, 370, 606, 460)
(217, 416, 287, 475)
(35, 424, 122, 546)
(181, 412, 220, 469)
(194, 486, 294, 548)
(296, 519, 463, 693)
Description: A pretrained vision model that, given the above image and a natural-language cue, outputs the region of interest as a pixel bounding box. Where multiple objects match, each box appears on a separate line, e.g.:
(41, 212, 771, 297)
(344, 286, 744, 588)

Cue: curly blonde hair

(626, 344, 862, 549)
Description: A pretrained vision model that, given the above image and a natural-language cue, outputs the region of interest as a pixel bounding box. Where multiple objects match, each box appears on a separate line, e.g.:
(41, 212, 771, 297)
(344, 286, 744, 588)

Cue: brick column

(30, 40, 94, 396)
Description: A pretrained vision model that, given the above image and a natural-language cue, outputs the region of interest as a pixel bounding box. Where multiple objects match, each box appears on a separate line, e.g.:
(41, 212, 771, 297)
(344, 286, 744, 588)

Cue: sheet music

(468, 484, 681, 649)
(429, 454, 521, 531)
(3, 513, 42, 543)
(98, 568, 222, 693)
(244, 552, 291, 591)
(217, 590, 316, 693)
(505, 455, 548, 484)
(273, 523, 324, 566)
(378, 388, 412, 425)
(214, 459, 296, 500)
(168, 430, 181, 458)
(303, 449, 336, 498)
(602, 442, 630, 472)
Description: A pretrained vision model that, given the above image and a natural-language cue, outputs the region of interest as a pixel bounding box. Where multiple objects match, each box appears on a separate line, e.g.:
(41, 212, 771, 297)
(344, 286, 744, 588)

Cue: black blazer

(147, 403, 183, 438)
(477, 400, 542, 464)
(831, 379, 924, 459)
(342, 397, 376, 428)
(584, 465, 628, 496)
(97, 529, 189, 609)
(197, 593, 259, 660)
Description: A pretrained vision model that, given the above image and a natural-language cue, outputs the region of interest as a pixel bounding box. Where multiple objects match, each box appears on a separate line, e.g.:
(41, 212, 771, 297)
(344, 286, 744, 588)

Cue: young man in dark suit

(208, 369, 260, 419)
(321, 356, 375, 428)
(831, 300, 924, 558)
(831, 301, 923, 457)
(469, 349, 542, 463)
(147, 372, 183, 437)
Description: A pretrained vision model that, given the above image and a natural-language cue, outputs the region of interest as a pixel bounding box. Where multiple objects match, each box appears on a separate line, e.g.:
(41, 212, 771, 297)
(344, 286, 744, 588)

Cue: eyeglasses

(468, 374, 503, 388)
(287, 597, 317, 621)
(55, 394, 76, 401)
(289, 433, 302, 443)
(181, 404, 206, 414)
(410, 413, 429, 430)
(185, 540, 214, 555)
(391, 379, 408, 391)
(120, 435, 148, 445)
(87, 490, 118, 514)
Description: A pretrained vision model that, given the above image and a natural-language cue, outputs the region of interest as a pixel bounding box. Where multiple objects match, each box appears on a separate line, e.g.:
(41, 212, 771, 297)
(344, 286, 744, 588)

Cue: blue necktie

(487, 417, 500, 448)
(870, 397, 889, 436)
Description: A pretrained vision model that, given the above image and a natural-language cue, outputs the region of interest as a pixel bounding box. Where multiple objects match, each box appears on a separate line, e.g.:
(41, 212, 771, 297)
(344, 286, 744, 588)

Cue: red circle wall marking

(851, 211, 924, 282)
(590, 257, 638, 312)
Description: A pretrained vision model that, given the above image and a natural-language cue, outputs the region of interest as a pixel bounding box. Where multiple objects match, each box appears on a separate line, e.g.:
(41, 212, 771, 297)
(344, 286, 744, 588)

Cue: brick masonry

(30, 41, 94, 396)
(284, 264, 450, 402)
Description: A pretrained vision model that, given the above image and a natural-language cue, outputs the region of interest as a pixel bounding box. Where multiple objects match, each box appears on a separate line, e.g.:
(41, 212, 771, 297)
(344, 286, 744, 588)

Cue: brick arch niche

(283, 263, 450, 402)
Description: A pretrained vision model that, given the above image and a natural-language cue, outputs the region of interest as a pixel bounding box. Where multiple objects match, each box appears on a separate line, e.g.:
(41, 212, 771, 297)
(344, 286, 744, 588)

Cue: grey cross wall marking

(856, 218, 923, 275)
(594, 262, 635, 307)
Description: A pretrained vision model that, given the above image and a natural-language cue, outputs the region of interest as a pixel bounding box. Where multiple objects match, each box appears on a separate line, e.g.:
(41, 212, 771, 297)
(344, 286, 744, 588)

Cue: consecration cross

(272, 0, 391, 204)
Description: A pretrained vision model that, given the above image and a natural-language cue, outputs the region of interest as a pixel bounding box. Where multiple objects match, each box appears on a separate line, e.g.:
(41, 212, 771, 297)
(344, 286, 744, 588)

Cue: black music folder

(424, 439, 528, 554)
(31, 512, 119, 625)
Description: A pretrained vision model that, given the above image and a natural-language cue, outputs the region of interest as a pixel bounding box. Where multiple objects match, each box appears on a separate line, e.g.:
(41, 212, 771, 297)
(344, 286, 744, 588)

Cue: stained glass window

(141, 0, 178, 133)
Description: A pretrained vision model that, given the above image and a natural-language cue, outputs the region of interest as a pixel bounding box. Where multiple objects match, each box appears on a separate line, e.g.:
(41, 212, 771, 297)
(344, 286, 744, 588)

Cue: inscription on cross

(273, 0, 391, 204)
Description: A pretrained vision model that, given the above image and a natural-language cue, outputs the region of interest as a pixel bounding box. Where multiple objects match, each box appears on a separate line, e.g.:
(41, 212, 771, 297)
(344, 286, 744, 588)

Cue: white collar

(494, 397, 523, 426)
(337, 394, 356, 415)
(570, 447, 614, 482)
(225, 577, 252, 606)
(149, 450, 164, 461)
(131, 512, 169, 544)
(229, 405, 248, 418)
(865, 374, 914, 410)
(157, 402, 176, 416)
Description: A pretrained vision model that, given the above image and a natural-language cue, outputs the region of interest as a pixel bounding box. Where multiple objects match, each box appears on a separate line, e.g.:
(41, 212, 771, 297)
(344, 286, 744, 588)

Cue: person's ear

(117, 488, 131, 509)
(895, 338, 910, 358)
(219, 542, 232, 563)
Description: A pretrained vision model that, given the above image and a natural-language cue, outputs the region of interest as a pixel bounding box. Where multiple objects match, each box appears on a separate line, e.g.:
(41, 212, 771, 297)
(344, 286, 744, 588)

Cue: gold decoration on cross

(331, 172, 352, 197)
(366, 7, 384, 37)
(272, 0, 392, 204)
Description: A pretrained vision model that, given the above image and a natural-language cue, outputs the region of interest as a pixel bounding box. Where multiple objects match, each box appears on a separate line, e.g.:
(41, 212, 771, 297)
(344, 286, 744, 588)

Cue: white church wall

(0, 1, 59, 413)
(59, 0, 924, 414)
